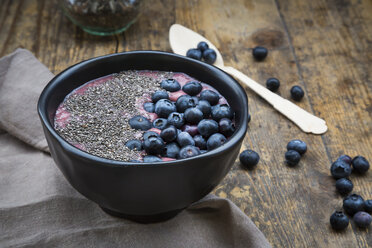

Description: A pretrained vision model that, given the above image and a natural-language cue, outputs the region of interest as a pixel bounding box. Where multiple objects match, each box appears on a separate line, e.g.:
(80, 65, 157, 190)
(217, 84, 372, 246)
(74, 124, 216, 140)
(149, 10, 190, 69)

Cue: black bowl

(38, 51, 248, 222)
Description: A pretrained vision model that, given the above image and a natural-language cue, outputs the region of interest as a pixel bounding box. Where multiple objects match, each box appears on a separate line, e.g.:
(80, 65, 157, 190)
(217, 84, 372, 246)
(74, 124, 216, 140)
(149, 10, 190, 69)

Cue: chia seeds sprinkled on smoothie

(55, 70, 171, 161)
(54, 70, 233, 162)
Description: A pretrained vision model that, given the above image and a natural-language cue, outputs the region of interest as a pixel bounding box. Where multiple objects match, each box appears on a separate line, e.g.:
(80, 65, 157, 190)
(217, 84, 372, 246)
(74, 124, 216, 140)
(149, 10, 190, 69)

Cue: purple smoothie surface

(54, 70, 230, 162)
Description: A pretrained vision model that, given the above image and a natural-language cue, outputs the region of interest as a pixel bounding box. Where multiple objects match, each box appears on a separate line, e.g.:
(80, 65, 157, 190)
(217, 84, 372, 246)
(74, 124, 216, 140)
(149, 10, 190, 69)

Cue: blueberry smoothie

(54, 70, 235, 162)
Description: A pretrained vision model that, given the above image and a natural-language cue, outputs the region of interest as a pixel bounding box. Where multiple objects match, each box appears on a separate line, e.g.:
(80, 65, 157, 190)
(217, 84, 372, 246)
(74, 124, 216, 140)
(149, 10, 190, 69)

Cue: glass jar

(59, 0, 142, 36)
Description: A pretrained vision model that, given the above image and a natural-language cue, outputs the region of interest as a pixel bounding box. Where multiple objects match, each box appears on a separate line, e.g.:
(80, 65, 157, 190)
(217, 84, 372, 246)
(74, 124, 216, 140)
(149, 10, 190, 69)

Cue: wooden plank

(171, 0, 335, 247)
(276, 0, 372, 247)
(0, 0, 371, 247)
(0, 0, 117, 74)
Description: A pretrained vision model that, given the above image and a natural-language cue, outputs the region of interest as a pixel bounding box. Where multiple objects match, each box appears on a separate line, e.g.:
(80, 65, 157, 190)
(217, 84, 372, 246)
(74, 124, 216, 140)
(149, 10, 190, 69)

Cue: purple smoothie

(54, 70, 230, 162)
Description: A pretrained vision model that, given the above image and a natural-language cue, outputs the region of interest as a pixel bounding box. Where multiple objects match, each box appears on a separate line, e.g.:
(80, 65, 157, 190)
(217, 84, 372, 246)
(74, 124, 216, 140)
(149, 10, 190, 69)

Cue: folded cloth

(0, 49, 271, 248)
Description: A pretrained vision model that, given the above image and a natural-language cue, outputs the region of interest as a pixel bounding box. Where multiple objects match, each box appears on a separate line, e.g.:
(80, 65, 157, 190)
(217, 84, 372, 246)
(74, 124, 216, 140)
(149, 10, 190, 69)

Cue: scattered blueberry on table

(252, 46, 268, 61)
(290, 85, 304, 101)
(284, 139, 306, 166)
(353, 211, 372, 228)
(364, 200, 372, 213)
(266, 77, 280, 92)
(343, 194, 365, 216)
(286, 139, 307, 155)
(285, 150, 301, 166)
(336, 154, 352, 165)
(330, 211, 349, 231)
(330, 160, 352, 179)
(335, 178, 353, 195)
(186, 41, 217, 64)
(239, 149, 260, 169)
(351, 156, 370, 174)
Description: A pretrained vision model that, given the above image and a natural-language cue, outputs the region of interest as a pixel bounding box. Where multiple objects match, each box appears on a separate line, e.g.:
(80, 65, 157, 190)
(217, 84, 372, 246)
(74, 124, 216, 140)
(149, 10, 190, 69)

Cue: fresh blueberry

(337, 154, 352, 165)
(207, 133, 226, 150)
(343, 194, 365, 216)
(197, 119, 219, 138)
(239, 149, 260, 168)
(364, 200, 372, 213)
(202, 48, 217, 64)
(182, 125, 199, 136)
(155, 99, 177, 118)
(160, 78, 181, 92)
(211, 104, 233, 121)
(252, 46, 268, 61)
(219, 118, 235, 137)
(286, 139, 307, 155)
(351, 156, 370, 174)
(143, 136, 165, 155)
(290, 86, 304, 101)
(167, 112, 185, 128)
(330, 160, 352, 179)
(179, 145, 201, 159)
(125, 139, 143, 151)
(177, 131, 195, 147)
(353, 211, 372, 228)
(266, 78, 280, 92)
(186, 48, 202, 60)
(330, 211, 349, 231)
(143, 131, 160, 140)
(143, 155, 162, 163)
(285, 150, 301, 166)
(182, 81, 203, 96)
(143, 102, 155, 113)
(160, 125, 178, 143)
(193, 135, 207, 150)
(197, 41, 209, 52)
(151, 90, 169, 103)
(335, 178, 353, 195)
(184, 107, 204, 124)
(153, 118, 168, 130)
(199, 90, 220, 106)
(129, 115, 152, 131)
(176, 95, 198, 112)
(196, 100, 212, 117)
(162, 142, 180, 158)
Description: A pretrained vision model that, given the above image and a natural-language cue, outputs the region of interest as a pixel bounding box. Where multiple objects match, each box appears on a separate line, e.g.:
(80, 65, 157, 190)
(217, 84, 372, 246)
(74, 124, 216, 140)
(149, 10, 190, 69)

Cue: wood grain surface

(0, 0, 371, 247)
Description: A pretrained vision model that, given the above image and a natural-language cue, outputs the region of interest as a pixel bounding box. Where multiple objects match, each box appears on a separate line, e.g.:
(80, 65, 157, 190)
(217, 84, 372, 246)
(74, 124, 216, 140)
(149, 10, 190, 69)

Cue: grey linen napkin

(0, 49, 271, 248)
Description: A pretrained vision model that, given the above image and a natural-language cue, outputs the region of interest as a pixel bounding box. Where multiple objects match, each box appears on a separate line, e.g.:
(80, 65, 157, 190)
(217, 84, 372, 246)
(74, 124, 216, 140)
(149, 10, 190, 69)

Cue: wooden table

(1, 0, 371, 247)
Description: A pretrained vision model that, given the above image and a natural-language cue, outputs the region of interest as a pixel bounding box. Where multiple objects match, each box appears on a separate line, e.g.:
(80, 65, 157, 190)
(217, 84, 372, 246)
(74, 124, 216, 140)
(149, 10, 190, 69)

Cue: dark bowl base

(100, 206, 184, 223)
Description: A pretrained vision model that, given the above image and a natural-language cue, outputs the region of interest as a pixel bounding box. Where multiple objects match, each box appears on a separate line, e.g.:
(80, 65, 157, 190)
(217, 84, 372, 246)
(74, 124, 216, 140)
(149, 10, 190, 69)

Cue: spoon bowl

(169, 24, 224, 67)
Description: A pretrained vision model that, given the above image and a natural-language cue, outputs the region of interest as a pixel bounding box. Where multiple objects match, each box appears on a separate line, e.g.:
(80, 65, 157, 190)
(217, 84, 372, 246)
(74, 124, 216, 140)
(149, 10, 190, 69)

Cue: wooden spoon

(169, 24, 327, 134)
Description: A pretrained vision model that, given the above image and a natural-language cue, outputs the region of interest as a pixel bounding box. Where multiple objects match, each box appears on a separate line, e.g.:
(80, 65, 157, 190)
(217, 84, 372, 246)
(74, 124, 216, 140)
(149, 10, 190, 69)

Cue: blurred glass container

(59, 0, 141, 36)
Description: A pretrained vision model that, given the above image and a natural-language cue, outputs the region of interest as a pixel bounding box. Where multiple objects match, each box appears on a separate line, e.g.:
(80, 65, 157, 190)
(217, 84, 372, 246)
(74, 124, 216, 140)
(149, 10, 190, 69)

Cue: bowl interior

(39, 51, 248, 163)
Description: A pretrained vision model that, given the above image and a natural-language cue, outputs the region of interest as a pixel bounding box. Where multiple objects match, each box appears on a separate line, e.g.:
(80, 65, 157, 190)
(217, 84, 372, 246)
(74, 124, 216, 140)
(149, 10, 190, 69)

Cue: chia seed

(54, 70, 172, 162)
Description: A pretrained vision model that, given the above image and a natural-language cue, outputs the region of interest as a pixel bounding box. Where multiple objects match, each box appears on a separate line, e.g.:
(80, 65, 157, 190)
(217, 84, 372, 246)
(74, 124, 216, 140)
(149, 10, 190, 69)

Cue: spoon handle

(221, 66, 328, 134)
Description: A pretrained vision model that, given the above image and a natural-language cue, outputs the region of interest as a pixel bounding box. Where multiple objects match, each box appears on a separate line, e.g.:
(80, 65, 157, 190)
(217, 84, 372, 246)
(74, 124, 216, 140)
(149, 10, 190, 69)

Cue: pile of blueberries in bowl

(128, 78, 235, 162)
